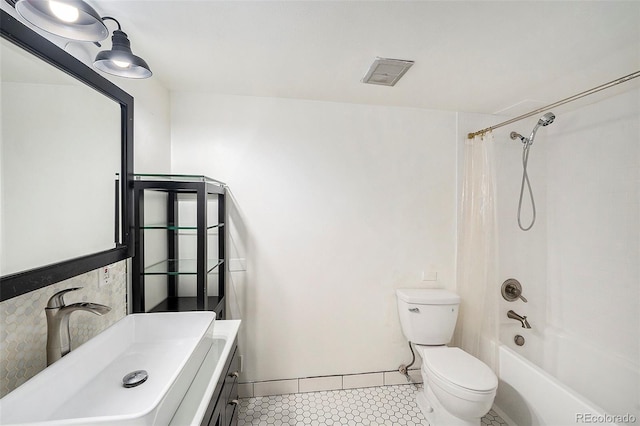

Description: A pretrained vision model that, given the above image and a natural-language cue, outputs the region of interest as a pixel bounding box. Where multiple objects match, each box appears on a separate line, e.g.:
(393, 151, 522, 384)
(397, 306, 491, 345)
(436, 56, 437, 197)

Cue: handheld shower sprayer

(537, 112, 556, 126)
(510, 112, 556, 231)
(509, 113, 555, 147)
(527, 112, 555, 146)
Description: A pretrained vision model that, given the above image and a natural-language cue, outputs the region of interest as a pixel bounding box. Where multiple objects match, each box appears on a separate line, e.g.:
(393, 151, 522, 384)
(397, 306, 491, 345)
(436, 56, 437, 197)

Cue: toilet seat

(418, 346, 497, 399)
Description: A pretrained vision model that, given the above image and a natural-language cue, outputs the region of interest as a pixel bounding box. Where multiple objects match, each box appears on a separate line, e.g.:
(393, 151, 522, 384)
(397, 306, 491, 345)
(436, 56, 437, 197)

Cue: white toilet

(396, 289, 498, 426)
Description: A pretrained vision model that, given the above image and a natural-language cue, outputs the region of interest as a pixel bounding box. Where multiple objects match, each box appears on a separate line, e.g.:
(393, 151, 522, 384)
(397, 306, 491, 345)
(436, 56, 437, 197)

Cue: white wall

(170, 93, 458, 382)
(117, 78, 171, 174)
(544, 88, 639, 418)
(488, 88, 639, 420)
(492, 117, 550, 355)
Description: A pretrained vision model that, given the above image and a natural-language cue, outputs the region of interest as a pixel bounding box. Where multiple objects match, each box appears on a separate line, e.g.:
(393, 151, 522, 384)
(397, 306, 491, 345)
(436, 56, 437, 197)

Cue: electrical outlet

(422, 271, 438, 281)
(99, 264, 113, 287)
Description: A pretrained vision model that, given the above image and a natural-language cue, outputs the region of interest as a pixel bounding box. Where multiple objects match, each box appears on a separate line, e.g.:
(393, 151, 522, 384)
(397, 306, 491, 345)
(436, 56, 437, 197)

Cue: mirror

(0, 10, 133, 300)
(1, 39, 121, 275)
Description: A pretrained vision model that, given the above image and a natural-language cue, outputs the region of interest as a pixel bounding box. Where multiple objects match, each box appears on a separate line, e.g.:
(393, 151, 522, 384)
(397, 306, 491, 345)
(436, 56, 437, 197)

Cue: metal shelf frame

(131, 178, 226, 317)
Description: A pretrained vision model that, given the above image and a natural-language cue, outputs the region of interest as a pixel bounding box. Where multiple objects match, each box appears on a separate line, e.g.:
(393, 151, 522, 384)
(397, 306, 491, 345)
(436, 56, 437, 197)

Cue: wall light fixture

(6, 0, 152, 79)
(93, 17, 152, 79)
(11, 0, 108, 42)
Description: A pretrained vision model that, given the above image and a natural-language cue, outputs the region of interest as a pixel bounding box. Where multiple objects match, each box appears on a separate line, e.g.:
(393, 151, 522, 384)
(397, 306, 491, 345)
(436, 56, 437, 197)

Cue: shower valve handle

(501, 279, 527, 303)
(506, 285, 528, 302)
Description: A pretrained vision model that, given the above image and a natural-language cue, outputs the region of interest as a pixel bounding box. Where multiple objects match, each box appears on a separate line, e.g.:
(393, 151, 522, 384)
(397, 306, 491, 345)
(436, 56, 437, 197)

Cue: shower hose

(517, 142, 536, 231)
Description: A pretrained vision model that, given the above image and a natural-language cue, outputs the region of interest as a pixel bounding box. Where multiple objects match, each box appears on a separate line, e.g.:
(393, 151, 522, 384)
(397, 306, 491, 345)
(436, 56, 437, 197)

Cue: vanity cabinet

(202, 342, 239, 426)
(131, 175, 226, 318)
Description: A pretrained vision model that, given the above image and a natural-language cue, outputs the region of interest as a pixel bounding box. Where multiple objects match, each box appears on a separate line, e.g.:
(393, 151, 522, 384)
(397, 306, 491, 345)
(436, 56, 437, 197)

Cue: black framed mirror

(0, 9, 133, 301)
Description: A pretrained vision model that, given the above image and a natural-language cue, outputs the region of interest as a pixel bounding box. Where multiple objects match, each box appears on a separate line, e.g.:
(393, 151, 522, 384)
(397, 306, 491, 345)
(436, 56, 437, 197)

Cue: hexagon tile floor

(237, 384, 508, 425)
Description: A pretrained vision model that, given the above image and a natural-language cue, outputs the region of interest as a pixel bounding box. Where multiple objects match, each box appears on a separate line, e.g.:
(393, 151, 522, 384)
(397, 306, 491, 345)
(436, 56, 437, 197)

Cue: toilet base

(416, 384, 480, 426)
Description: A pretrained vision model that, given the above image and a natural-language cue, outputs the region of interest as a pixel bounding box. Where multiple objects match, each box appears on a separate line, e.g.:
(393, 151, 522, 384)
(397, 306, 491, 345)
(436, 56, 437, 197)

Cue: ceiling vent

(362, 57, 414, 87)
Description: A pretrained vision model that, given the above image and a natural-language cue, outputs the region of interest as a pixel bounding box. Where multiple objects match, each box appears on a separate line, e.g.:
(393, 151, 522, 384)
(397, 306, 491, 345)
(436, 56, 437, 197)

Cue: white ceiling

(94, 1, 639, 114)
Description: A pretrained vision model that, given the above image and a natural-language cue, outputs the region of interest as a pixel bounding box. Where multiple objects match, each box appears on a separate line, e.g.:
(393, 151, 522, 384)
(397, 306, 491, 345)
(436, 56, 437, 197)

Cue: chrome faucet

(45, 287, 111, 366)
(507, 310, 531, 329)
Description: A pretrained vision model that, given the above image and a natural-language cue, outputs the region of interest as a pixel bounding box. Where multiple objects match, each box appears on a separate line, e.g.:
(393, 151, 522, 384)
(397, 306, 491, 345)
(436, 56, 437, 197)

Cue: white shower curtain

(453, 131, 499, 372)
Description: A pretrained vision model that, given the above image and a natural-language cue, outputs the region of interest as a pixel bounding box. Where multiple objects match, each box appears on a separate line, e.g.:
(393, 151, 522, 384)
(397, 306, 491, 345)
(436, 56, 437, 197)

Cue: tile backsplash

(0, 260, 127, 397)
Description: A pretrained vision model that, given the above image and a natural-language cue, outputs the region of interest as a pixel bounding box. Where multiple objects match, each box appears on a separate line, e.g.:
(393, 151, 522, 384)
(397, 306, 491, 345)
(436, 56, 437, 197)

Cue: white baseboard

(239, 368, 422, 398)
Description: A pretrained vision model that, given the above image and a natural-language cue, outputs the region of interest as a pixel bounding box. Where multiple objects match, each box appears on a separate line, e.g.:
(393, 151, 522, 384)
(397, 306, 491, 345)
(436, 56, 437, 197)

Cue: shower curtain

(453, 131, 499, 371)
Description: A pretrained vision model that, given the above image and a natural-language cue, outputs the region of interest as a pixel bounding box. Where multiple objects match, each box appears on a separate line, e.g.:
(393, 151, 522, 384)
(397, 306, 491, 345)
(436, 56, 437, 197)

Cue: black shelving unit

(131, 175, 226, 319)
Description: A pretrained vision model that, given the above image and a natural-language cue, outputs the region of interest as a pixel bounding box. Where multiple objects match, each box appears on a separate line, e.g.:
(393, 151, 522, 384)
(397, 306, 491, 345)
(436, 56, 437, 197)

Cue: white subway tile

(253, 379, 298, 397)
(342, 372, 384, 389)
(383, 369, 422, 385)
(299, 376, 343, 393)
(238, 383, 254, 398)
(408, 369, 422, 383)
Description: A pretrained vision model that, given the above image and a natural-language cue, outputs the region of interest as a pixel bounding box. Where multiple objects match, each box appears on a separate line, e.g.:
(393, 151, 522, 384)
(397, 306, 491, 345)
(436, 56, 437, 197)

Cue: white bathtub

(494, 327, 639, 426)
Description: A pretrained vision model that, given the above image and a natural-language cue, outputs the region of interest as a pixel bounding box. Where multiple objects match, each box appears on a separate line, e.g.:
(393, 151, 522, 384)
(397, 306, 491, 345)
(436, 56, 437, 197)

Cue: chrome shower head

(537, 112, 555, 127)
(510, 112, 556, 146)
(527, 112, 555, 145)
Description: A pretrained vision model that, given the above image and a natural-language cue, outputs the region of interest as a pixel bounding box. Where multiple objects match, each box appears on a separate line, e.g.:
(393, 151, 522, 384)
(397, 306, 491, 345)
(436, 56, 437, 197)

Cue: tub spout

(507, 310, 531, 329)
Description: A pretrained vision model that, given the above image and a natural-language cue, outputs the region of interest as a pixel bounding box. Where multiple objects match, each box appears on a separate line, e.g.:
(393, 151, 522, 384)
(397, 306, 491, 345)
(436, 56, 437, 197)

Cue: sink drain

(122, 370, 148, 388)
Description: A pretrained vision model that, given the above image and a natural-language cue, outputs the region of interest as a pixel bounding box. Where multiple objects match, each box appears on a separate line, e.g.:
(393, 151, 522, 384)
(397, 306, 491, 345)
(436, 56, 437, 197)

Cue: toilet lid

(396, 289, 460, 305)
(423, 347, 498, 391)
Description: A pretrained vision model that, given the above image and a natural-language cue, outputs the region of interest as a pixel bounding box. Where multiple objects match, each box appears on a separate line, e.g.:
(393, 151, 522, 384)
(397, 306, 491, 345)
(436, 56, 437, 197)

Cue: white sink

(0, 312, 216, 425)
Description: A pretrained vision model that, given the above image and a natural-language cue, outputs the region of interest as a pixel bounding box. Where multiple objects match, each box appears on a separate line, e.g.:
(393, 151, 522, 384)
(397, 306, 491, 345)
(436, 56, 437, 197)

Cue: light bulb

(112, 60, 131, 68)
(48, 0, 79, 23)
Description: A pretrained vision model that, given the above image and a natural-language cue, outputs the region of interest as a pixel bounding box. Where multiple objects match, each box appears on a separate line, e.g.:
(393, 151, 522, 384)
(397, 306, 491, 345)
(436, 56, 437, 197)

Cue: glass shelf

(132, 173, 226, 315)
(149, 296, 224, 313)
(141, 223, 224, 231)
(133, 173, 225, 186)
(143, 259, 224, 275)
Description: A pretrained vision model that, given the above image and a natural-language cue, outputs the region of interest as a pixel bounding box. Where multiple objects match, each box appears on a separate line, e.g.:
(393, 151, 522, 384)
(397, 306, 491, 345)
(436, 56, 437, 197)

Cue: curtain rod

(467, 70, 640, 139)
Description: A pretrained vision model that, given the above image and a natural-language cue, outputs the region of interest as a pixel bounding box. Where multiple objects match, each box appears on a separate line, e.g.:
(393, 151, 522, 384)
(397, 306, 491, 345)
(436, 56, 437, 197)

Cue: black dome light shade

(14, 0, 108, 42)
(93, 28, 152, 79)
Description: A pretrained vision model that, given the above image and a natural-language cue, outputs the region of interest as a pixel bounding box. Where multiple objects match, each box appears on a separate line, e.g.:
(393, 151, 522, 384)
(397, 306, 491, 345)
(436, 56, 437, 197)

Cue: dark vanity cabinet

(131, 175, 226, 318)
(202, 342, 240, 426)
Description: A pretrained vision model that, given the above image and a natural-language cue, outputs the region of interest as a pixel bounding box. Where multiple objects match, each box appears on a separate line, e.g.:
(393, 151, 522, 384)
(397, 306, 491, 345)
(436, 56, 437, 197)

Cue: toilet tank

(396, 289, 460, 345)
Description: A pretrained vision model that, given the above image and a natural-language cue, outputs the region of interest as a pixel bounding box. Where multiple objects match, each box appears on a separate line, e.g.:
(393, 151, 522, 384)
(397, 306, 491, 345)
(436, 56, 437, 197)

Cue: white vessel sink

(0, 312, 216, 425)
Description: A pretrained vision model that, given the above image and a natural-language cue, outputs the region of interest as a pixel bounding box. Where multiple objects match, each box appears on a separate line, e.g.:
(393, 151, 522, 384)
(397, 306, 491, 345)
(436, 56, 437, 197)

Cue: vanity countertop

(170, 319, 241, 426)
